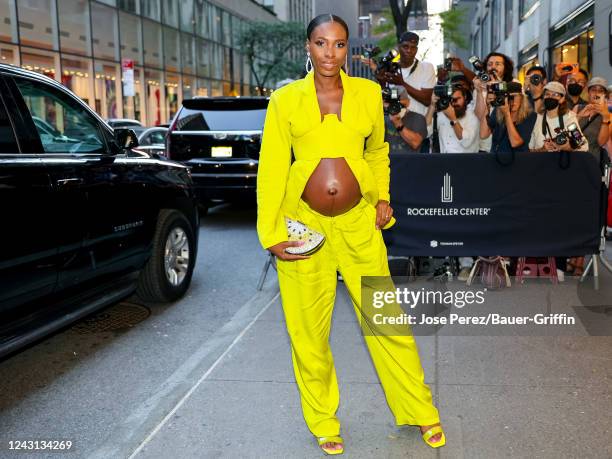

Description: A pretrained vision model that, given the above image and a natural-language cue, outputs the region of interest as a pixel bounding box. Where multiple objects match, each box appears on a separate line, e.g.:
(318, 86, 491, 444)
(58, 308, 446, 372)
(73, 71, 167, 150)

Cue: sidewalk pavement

(132, 268, 612, 458)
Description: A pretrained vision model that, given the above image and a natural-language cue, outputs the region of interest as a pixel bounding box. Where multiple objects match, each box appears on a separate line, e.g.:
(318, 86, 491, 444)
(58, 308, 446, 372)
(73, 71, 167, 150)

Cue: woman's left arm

(364, 92, 391, 203)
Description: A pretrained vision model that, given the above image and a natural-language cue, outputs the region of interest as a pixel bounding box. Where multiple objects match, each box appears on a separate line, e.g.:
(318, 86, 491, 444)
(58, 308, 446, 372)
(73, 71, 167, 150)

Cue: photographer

(565, 69, 589, 109)
(480, 82, 536, 154)
(528, 81, 588, 152)
(524, 66, 547, 114)
(574, 77, 612, 158)
(386, 97, 428, 153)
(426, 87, 479, 153)
(376, 31, 436, 118)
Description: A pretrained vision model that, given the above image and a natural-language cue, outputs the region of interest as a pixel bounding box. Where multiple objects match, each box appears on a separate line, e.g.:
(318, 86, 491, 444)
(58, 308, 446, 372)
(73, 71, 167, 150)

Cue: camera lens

(555, 133, 567, 146)
(480, 73, 490, 82)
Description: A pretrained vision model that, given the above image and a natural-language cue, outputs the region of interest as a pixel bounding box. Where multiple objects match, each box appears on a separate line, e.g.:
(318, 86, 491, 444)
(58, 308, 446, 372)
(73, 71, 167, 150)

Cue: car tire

(136, 209, 196, 302)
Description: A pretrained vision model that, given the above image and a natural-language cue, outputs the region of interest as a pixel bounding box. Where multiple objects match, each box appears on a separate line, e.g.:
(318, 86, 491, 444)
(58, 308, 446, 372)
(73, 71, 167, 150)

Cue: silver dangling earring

(305, 52, 313, 73)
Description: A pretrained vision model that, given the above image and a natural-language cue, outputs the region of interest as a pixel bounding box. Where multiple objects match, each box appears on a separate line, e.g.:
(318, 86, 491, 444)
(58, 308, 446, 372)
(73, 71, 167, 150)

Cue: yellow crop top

(256, 69, 396, 250)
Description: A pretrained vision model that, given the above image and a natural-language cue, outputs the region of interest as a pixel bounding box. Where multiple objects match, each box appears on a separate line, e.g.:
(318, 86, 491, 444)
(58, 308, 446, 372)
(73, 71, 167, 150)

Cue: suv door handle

(56, 178, 84, 187)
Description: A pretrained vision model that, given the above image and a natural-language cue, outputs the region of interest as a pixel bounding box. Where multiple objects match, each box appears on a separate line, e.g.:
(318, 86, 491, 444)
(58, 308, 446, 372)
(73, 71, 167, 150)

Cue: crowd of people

(373, 30, 612, 281)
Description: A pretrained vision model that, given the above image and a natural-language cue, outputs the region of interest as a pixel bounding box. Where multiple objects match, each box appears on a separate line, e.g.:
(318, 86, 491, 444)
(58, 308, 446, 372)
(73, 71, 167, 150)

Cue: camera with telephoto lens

(444, 57, 453, 72)
(528, 73, 543, 86)
(363, 47, 403, 115)
(488, 81, 523, 107)
(382, 86, 403, 115)
(554, 123, 586, 149)
(469, 56, 491, 82)
(433, 84, 455, 111)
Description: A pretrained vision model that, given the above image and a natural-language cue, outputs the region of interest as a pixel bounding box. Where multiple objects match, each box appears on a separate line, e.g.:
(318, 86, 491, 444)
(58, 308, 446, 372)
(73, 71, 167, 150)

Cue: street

(1, 203, 611, 458)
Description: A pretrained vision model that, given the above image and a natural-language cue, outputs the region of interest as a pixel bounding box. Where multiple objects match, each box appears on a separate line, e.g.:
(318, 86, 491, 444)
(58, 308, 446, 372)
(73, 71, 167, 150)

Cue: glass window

(196, 78, 208, 96)
(163, 0, 179, 27)
(491, 0, 500, 49)
(145, 68, 163, 125)
(223, 46, 231, 81)
(18, 0, 58, 50)
(142, 0, 160, 20)
(195, 0, 211, 39)
(91, 3, 119, 61)
(21, 47, 60, 81)
(0, 90, 18, 153)
(97, 0, 116, 5)
(180, 0, 194, 32)
(94, 60, 121, 120)
(61, 55, 94, 107)
(211, 5, 221, 42)
(118, 0, 139, 14)
(520, 0, 539, 19)
(175, 104, 267, 131)
(165, 72, 179, 121)
(222, 10, 231, 46)
(212, 43, 222, 79)
(58, 0, 91, 56)
(142, 19, 163, 68)
(123, 66, 144, 123)
(196, 38, 210, 77)
(15, 77, 105, 154)
(0, 0, 18, 44)
(211, 79, 221, 96)
(505, 0, 513, 38)
(181, 33, 195, 75)
(140, 128, 166, 145)
(163, 26, 180, 72)
(1, 43, 19, 66)
(481, 14, 489, 56)
(182, 74, 193, 99)
(119, 12, 142, 65)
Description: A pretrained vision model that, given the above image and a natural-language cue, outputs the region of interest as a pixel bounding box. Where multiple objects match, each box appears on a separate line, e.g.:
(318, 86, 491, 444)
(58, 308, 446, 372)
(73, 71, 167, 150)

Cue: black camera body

(434, 84, 454, 111)
(489, 81, 523, 107)
(554, 123, 586, 149)
(528, 73, 543, 86)
(469, 56, 491, 82)
(382, 86, 403, 116)
(363, 47, 403, 115)
(443, 57, 453, 72)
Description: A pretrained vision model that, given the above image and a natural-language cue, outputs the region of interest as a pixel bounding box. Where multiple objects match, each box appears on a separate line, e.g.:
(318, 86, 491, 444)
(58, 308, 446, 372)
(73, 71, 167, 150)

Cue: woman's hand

(544, 139, 560, 152)
(375, 200, 393, 230)
(267, 241, 311, 261)
(389, 111, 402, 126)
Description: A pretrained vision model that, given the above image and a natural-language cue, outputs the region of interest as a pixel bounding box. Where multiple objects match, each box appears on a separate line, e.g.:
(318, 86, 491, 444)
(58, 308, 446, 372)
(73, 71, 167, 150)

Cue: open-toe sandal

(421, 425, 446, 449)
(317, 436, 344, 455)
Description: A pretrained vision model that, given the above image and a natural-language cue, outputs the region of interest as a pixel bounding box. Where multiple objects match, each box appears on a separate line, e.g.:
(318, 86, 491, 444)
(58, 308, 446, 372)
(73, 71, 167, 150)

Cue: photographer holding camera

(426, 87, 479, 153)
(479, 81, 537, 154)
(386, 97, 428, 153)
(524, 66, 547, 113)
(376, 31, 436, 118)
(528, 81, 588, 152)
(574, 77, 612, 158)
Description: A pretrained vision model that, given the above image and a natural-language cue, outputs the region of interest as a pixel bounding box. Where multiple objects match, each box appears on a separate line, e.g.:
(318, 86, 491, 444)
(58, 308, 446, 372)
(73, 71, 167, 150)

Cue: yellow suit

(257, 70, 440, 437)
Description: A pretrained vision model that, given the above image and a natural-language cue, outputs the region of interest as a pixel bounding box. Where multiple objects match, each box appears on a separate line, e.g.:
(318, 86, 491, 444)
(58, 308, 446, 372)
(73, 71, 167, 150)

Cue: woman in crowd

(573, 77, 612, 158)
(257, 14, 444, 454)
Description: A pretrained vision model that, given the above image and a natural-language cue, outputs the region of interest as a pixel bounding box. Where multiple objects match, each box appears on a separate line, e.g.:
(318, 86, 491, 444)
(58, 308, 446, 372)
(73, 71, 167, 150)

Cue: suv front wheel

(137, 209, 196, 302)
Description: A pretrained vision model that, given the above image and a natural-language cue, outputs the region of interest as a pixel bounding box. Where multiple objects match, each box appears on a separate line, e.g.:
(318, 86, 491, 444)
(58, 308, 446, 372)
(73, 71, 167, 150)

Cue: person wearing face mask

(565, 69, 589, 110)
(529, 81, 589, 153)
(479, 82, 537, 154)
(524, 66, 547, 114)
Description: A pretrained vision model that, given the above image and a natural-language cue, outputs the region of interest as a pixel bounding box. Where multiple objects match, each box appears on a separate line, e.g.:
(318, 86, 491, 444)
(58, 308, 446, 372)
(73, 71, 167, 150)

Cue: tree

(388, 0, 415, 39)
(439, 7, 468, 50)
(237, 21, 306, 95)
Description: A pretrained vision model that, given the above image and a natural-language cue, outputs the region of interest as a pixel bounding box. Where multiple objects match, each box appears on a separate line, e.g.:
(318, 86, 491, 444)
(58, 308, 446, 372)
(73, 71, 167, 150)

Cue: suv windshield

(175, 99, 268, 131)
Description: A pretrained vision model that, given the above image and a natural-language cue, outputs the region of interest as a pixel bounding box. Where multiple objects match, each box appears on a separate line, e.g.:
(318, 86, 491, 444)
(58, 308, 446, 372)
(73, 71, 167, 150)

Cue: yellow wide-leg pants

(277, 198, 440, 437)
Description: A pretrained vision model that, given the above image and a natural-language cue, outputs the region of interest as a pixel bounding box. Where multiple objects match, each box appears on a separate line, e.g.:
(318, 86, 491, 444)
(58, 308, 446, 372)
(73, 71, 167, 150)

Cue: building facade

(0, 0, 278, 126)
(464, 0, 612, 84)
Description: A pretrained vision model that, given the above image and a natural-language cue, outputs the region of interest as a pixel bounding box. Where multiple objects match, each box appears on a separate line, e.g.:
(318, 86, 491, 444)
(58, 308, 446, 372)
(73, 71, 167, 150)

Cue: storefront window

(92, 3, 119, 61)
(222, 10, 231, 46)
(196, 38, 210, 78)
(163, 0, 179, 28)
(143, 19, 163, 69)
(181, 33, 195, 75)
(61, 55, 94, 108)
(551, 28, 593, 78)
(118, 0, 139, 14)
(165, 72, 179, 122)
(0, 0, 18, 44)
(94, 60, 121, 119)
(21, 47, 60, 81)
(182, 75, 193, 100)
(163, 26, 180, 73)
(211, 80, 222, 97)
(196, 78, 208, 96)
(142, 0, 160, 21)
(119, 12, 142, 65)
(123, 66, 144, 123)
(0, 43, 19, 66)
(18, 0, 58, 50)
(195, 0, 211, 39)
(145, 69, 163, 125)
(180, 0, 194, 32)
(58, 0, 91, 56)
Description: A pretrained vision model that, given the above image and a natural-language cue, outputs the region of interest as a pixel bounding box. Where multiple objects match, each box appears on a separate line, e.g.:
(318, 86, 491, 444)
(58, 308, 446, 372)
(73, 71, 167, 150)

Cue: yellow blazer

(256, 69, 395, 250)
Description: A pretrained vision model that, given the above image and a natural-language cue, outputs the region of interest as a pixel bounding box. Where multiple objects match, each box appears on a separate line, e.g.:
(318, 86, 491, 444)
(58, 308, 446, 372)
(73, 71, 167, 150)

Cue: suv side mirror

(114, 128, 139, 150)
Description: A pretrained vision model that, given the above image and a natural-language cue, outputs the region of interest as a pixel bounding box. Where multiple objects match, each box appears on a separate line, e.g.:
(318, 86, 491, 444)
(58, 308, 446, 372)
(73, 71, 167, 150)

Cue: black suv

(0, 64, 199, 359)
(166, 97, 269, 211)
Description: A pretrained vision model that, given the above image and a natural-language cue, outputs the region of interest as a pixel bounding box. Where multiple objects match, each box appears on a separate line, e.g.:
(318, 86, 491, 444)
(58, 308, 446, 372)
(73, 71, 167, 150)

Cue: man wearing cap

(574, 77, 611, 158)
(376, 31, 436, 119)
(529, 81, 588, 153)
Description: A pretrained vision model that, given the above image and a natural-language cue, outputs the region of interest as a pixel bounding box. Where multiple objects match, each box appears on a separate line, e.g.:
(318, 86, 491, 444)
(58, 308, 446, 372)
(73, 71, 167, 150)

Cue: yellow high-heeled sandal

(317, 436, 344, 455)
(421, 425, 446, 448)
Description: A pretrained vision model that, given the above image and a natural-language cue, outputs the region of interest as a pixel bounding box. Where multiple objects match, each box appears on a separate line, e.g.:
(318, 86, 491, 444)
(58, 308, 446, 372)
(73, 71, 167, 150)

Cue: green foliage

(440, 7, 468, 50)
(372, 8, 397, 54)
(237, 21, 306, 94)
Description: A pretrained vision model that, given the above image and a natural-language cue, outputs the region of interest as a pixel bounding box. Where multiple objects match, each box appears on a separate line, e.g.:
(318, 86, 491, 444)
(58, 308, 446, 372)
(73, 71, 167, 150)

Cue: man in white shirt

(376, 31, 436, 118)
(426, 87, 480, 153)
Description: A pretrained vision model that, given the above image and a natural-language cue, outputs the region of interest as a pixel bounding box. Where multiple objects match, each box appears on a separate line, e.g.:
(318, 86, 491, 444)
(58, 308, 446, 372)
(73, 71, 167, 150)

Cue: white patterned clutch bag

(284, 217, 325, 255)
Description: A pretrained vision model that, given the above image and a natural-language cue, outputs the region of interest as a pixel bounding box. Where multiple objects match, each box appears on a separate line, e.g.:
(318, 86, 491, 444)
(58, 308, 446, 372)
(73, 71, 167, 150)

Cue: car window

(14, 77, 105, 154)
(175, 107, 267, 131)
(0, 93, 19, 153)
(149, 130, 166, 144)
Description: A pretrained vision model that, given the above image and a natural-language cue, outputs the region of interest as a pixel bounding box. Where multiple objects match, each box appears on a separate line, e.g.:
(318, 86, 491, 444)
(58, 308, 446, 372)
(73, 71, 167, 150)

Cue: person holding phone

(574, 77, 611, 158)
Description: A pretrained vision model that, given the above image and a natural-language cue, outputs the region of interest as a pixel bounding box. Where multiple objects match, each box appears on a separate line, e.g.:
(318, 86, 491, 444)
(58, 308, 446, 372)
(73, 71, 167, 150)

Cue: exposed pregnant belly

(301, 158, 361, 216)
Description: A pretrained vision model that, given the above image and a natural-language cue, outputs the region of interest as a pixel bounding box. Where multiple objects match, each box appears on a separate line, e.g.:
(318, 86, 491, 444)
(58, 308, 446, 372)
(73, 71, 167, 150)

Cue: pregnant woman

(256, 14, 445, 455)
